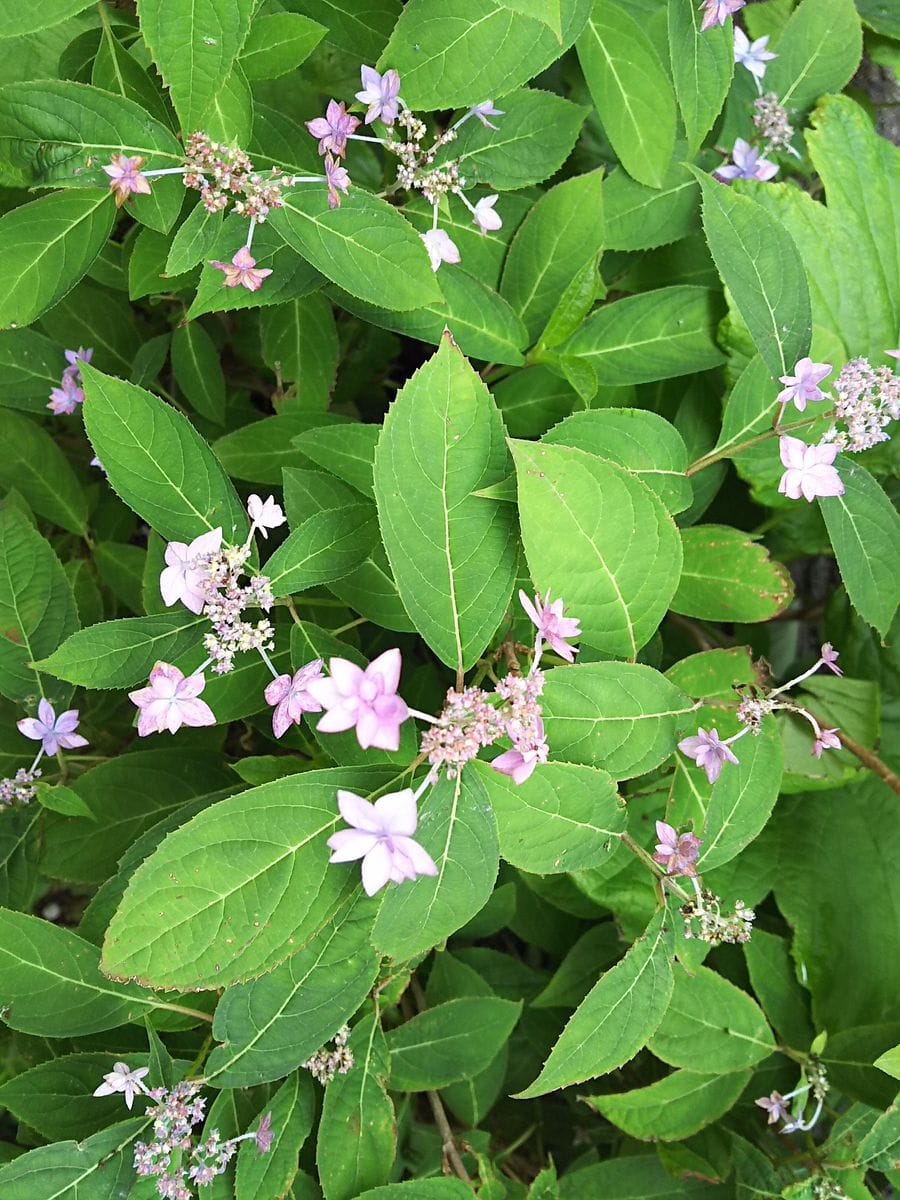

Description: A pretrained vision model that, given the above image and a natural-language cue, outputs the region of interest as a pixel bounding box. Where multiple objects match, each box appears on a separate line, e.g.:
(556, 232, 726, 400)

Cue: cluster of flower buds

(753, 92, 796, 152)
(822, 356, 900, 453)
(303, 1024, 354, 1084)
(678, 643, 844, 784)
(756, 1059, 830, 1134)
(651, 821, 754, 944)
(93, 1062, 271, 1198)
(1, 699, 87, 811)
(48, 346, 92, 415)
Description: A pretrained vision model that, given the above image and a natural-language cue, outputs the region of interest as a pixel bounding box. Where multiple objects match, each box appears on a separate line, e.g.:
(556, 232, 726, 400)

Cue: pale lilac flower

(355, 65, 401, 125)
(678, 727, 740, 784)
(519, 589, 581, 662)
(491, 739, 547, 785)
(308, 648, 410, 752)
(210, 247, 273, 291)
(64, 346, 92, 372)
(733, 27, 776, 80)
(327, 787, 437, 896)
(820, 643, 843, 676)
(17, 700, 88, 755)
(468, 100, 504, 130)
(93, 1062, 150, 1110)
(812, 728, 841, 759)
(265, 661, 324, 738)
(159, 527, 222, 614)
(886, 350, 900, 361)
(129, 663, 216, 736)
(715, 138, 778, 182)
(777, 436, 844, 502)
(306, 99, 360, 157)
(324, 153, 351, 210)
(652, 821, 702, 876)
(247, 494, 285, 538)
(756, 1092, 789, 1124)
(102, 154, 152, 206)
(472, 195, 502, 234)
(48, 372, 83, 415)
(777, 358, 832, 411)
(420, 228, 460, 272)
(254, 1113, 274, 1154)
(701, 0, 745, 31)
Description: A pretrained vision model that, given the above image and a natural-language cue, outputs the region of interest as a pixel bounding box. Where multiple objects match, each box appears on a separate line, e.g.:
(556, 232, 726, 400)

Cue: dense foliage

(0, 1, 898, 1199)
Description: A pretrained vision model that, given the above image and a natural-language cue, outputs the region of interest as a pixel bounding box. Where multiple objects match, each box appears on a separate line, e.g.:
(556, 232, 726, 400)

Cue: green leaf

(692, 170, 811, 378)
(820, 458, 900, 638)
(374, 336, 518, 672)
(697, 721, 783, 872)
(672, 525, 793, 622)
(372, 769, 500, 962)
(0, 0, 94, 37)
(166, 203, 224, 276)
(559, 286, 725, 385)
(604, 158, 699, 252)
(270, 189, 441, 312)
(517, 908, 674, 1097)
(559, 1155, 724, 1199)
(352, 1181, 473, 1200)
(136, 0, 255, 133)
(712, 354, 774, 460)
(34, 782, 95, 820)
(0, 328, 67, 412)
(743, 929, 814, 1050)
(583, 1068, 751, 1141)
(0, 410, 88, 536)
(648, 964, 776, 1071)
(260, 294, 337, 405)
(35, 613, 205, 689)
(577, 0, 676, 188)
(450, 88, 588, 191)
(235, 1072, 315, 1200)
(511, 440, 682, 658)
(239, 12, 326, 80)
(82, 365, 248, 542)
(875, 1047, 900, 1081)
(858, 1102, 900, 1171)
(292, 426, 378, 499)
(532, 923, 623, 1009)
(264, 504, 378, 597)
(171, 322, 226, 424)
(380, 0, 593, 109)
(667, 0, 734, 154)
(543, 408, 692, 514)
(471, 760, 625, 874)
(500, 170, 604, 342)
(0, 806, 41, 911)
(214, 411, 343, 485)
(542, 662, 694, 780)
(0, 190, 113, 330)
(0, 1120, 144, 1200)
(386, 997, 522, 1090)
(766, 0, 862, 112)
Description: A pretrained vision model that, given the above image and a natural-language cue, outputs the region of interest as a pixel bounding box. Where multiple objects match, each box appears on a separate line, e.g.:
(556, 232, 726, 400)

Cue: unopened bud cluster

(752, 92, 796, 152)
(303, 1024, 353, 1085)
(0, 767, 40, 809)
(681, 888, 756, 945)
(822, 357, 900, 453)
(196, 543, 275, 676)
(182, 131, 285, 223)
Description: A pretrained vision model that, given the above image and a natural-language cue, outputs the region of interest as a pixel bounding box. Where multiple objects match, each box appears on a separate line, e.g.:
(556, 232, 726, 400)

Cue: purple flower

(254, 1112, 274, 1154)
(678, 726, 740, 784)
(755, 1091, 789, 1124)
(777, 358, 832, 411)
(652, 820, 702, 876)
(307, 648, 410, 752)
(324, 154, 351, 210)
(812, 728, 841, 758)
(265, 661, 324, 738)
(355, 65, 401, 125)
(17, 700, 88, 756)
(48, 372, 84, 415)
(519, 589, 581, 662)
(210, 247, 273, 291)
(159, 527, 222, 614)
(129, 663, 216, 736)
(820, 643, 843, 676)
(472, 195, 502, 234)
(420, 228, 460, 272)
(491, 738, 548, 786)
(65, 346, 93, 372)
(701, 0, 745, 32)
(777, 436, 844, 502)
(93, 1062, 150, 1110)
(468, 100, 504, 130)
(733, 27, 776, 80)
(102, 154, 152, 206)
(247, 494, 285, 538)
(327, 787, 437, 896)
(715, 138, 778, 182)
(306, 99, 360, 157)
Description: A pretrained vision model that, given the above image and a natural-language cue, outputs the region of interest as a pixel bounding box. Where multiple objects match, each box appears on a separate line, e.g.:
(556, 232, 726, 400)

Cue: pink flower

(307, 648, 410, 752)
(733, 27, 776, 80)
(102, 154, 152, 206)
(327, 788, 437, 896)
(48, 372, 83, 415)
(254, 1113, 274, 1154)
(678, 726, 740, 784)
(159, 528, 222, 614)
(777, 436, 844, 502)
(18, 700, 88, 755)
(324, 154, 350, 210)
(210, 247, 273, 291)
(129, 663, 216, 736)
(92, 1062, 149, 1109)
(472, 195, 502, 234)
(755, 1092, 789, 1124)
(355, 65, 401, 125)
(812, 728, 841, 758)
(700, 0, 745, 32)
(820, 643, 843, 676)
(247, 494, 285, 539)
(652, 820, 702, 876)
(491, 741, 547, 785)
(265, 661, 324, 738)
(420, 228, 460, 272)
(468, 101, 503, 130)
(306, 99, 360, 157)
(715, 138, 778, 182)
(777, 358, 832, 411)
(64, 347, 92, 371)
(519, 589, 581, 662)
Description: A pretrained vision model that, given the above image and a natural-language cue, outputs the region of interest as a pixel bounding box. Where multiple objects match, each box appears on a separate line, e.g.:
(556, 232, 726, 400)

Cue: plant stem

(686, 413, 820, 476)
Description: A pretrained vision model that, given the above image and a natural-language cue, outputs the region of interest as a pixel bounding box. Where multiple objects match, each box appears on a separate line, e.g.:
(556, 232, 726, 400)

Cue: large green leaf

(511, 440, 682, 659)
(517, 908, 674, 1096)
(0, 328, 63, 412)
(603, 158, 699, 252)
(35, 613, 206, 689)
(672, 526, 793, 622)
(576, 0, 676, 188)
(583, 1068, 750, 1141)
(766, 0, 862, 112)
(82, 365, 248, 543)
(235, 1073, 315, 1199)
(667, 0, 733, 154)
(171, 322, 226, 424)
(386, 997, 521, 1090)
(374, 336, 518, 672)
(0, 1120, 144, 1200)
(697, 722, 783, 871)
(0, 0, 94, 37)
(0, 410, 88, 536)
(264, 504, 378, 598)
(558, 1154, 726, 1200)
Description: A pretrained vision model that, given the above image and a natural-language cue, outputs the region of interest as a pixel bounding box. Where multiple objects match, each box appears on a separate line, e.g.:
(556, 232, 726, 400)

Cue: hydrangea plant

(0, 2, 898, 1199)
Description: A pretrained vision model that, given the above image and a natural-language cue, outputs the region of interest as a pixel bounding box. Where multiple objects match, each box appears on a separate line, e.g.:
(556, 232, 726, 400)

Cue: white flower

(247, 494, 286, 538)
(93, 1062, 150, 1110)
(472, 195, 502, 234)
(733, 27, 777, 81)
(159, 527, 222, 614)
(420, 228, 460, 272)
